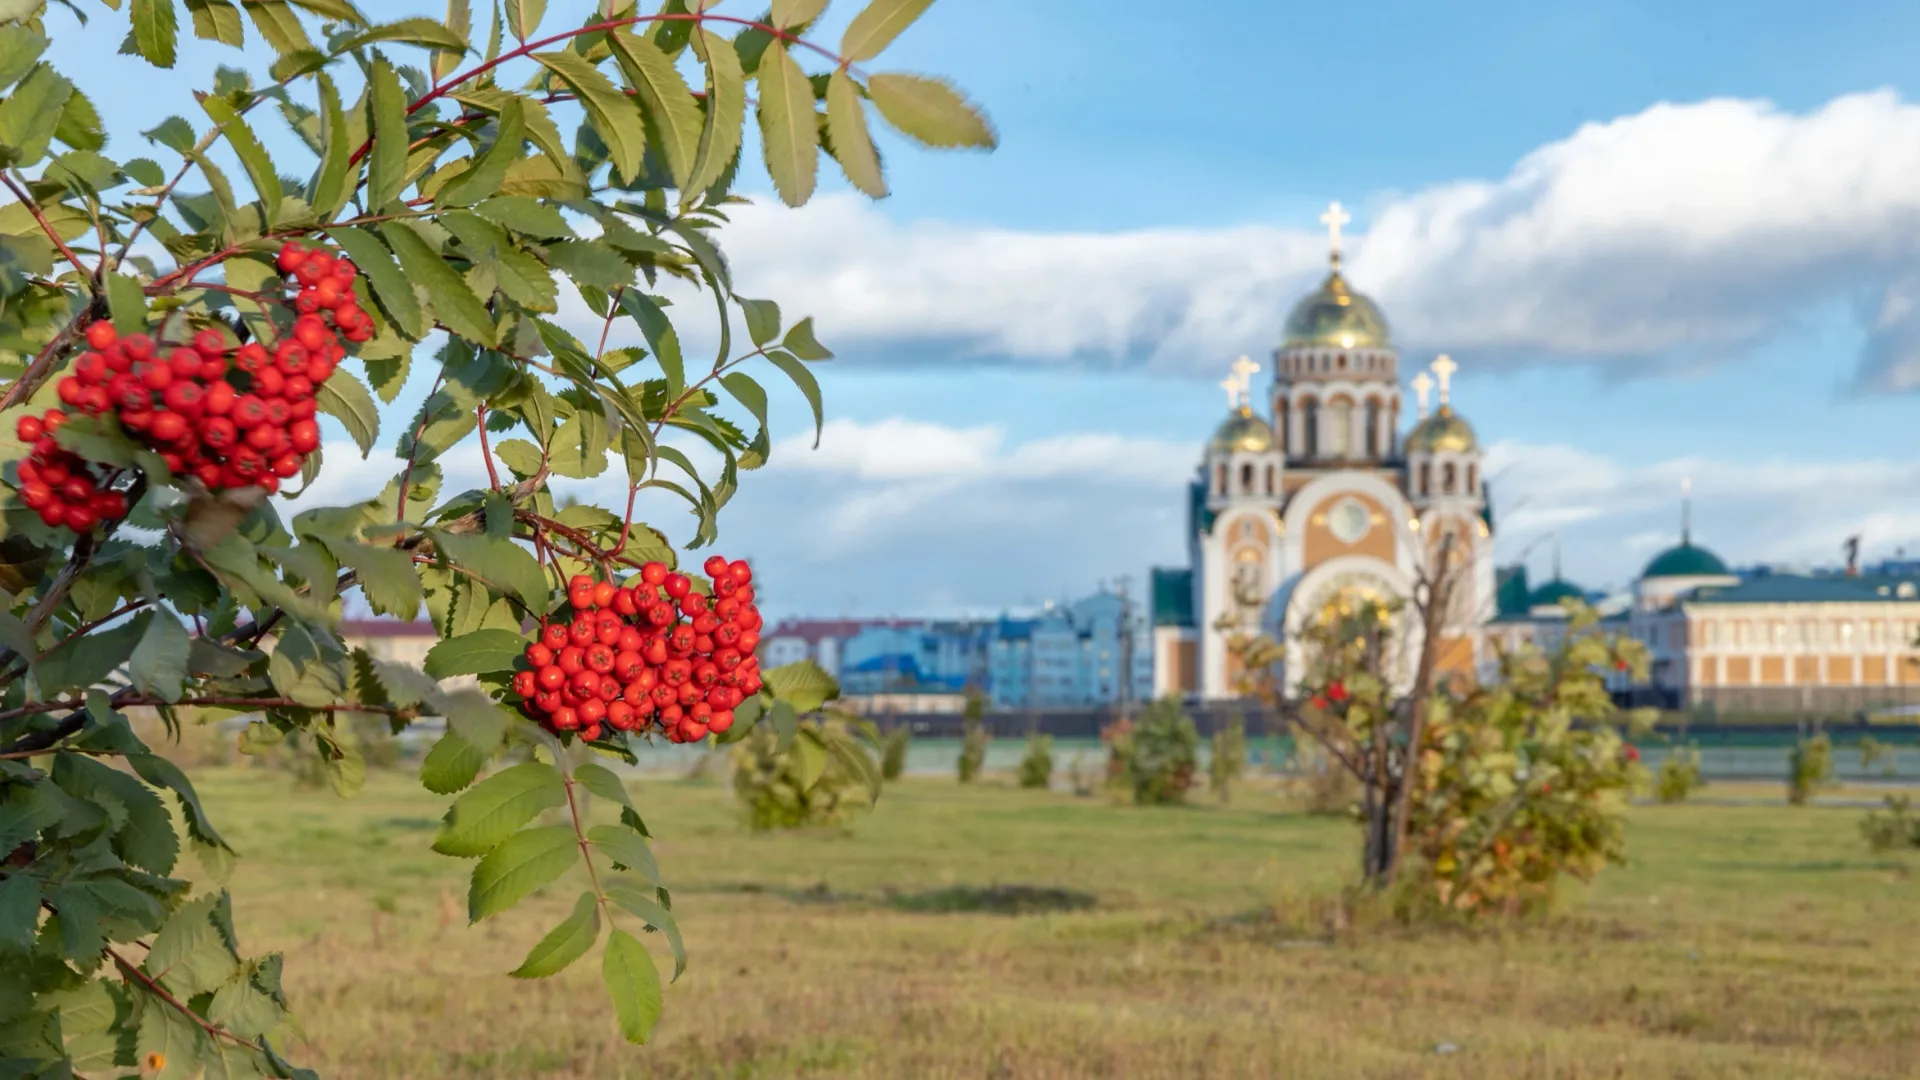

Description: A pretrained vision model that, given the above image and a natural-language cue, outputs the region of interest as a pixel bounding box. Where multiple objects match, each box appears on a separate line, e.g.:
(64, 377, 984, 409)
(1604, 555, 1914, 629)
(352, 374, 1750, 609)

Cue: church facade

(1150, 204, 1496, 701)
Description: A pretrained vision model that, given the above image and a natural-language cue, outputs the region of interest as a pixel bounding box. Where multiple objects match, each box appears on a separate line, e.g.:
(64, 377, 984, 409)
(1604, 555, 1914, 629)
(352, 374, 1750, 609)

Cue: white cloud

(657, 90, 1920, 387)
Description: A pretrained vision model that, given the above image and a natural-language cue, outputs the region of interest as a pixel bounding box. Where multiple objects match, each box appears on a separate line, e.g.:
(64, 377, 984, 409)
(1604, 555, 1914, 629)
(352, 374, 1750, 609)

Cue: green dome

(1209, 408, 1274, 453)
(1643, 542, 1730, 579)
(1530, 578, 1584, 609)
(1404, 406, 1478, 454)
(1282, 270, 1391, 349)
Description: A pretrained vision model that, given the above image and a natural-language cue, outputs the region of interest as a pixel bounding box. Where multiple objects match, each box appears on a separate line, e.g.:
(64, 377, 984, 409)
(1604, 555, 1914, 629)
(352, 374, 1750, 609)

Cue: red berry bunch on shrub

(12, 242, 366, 531)
(512, 556, 764, 744)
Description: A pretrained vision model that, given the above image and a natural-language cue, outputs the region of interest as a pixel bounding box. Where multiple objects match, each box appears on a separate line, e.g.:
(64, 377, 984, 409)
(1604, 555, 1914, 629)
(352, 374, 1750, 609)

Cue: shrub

(1209, 715, 1247, 803)
(1286, 739, 1361, 816)
(730, 710, 883, 831)
(1655, 745, 1706, 804)
(881, 724, 912, 781)
(1861, 795, 1920, 852)
(958, 695, 989, 783)
(1789, 731, 1835, 805)
(1018, 733, 1054, 789)
(1067, 750, 1097, 797)
(1107, 698, 1199, 805)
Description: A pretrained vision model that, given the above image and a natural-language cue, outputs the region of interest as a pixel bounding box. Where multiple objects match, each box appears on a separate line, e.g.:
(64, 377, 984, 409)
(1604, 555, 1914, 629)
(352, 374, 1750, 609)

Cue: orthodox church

(1149, 203, 1496, 700)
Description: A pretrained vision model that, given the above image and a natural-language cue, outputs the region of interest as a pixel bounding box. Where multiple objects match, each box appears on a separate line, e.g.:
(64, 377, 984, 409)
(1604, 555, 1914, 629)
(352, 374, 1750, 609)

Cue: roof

(1189, 478, 1216, 537)
(339, 619, 435, 638)
(1643, 541, 1731, 579)
(1210, 408, 1275, 454)
(764, 618, 916, 643)
(1282, 269, 1390, 349)
(1530, 578, 1585, 608)
(1151, 567, 1195, 628)
(1495, 564, 1531, 617)
(1687, 574, 1920, 605)
(1404, 406, 1478, 454)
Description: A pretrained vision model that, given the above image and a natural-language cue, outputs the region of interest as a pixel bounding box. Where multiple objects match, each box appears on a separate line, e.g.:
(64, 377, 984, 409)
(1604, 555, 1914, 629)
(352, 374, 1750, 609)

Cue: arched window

(1264, 464, 1275, 494)
(1442, 462, 1457, 493)
(1337, 354, 1347, 371)
(1302, 400, 1319, 457)
(1418, 462, 1430, 495)
(1364, 398, 1381, 458)
(1276, 409, 1288, 453)
(1466, 463, 1477, 493)
(1215, 463, 1226, 495)
(1240, 463, 1254, 492)
(1325, 399, 1351, 458)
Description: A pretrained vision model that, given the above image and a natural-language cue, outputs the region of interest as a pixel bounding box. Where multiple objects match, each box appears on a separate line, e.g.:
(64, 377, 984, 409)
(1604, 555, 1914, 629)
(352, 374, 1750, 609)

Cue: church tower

(1195, 359, 1286, 695)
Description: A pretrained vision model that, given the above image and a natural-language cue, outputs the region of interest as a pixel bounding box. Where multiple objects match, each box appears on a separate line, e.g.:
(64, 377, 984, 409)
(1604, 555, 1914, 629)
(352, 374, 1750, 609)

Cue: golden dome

(1282, 270, 1391, 350)
(1404, 405, 1478, 454)
(1209, 408, 1275, 453)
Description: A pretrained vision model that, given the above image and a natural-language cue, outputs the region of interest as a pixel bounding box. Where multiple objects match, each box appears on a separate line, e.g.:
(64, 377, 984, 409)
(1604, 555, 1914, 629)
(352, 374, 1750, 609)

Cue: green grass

(181, 766, 1920, 1079)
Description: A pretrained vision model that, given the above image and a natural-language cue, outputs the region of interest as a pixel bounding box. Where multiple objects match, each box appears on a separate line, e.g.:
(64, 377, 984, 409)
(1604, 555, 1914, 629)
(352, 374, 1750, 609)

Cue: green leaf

(867, 72, 997, 149)
(511, 889, 597, 978)
(764, 659, 839, 712)
(546, 409, 609, 480)
(840, 0, 935, 62)
(737, 297, 780, 347)
(0, 26, 49, 94)
(145, 893, 241, 999)
(433, 687, 513, 752)
(755, 352, 820, 450)
(609, 29, 703, 189)
(317, 368, 380, 457)
(383, 222, 500, 345)
(535, 49, 645, 184)
(434, 760, 565, 857)
(439, 96, 526, 207)
(184, 0, 247, 46)
(771, 0, 829, 28)
(546, 239, 632, 291)
(0, 63, 75, 169)
(338, 17, 471, 52)
(309, 73, 357, 221)
(791, 727, 827, 790)
(473, 195, 571, 238)
(366, 55, 409, 209)
(420, 729, 488, 794)
(781, 315, 834, 361)
(328, 226, 425, 338)
(504, 0, 546, 43)
(605, 879, 686, 980)
(287, 0, 368, 23)
(0, 872, 39, 954)
(601, 928, 664, 1044)
(685, 29, 744, 200)
(432, 530, 548, 613)
(35, 611, 144, 694)
(129, 751, 231, 850)
(826, 70, 886, 198)
(105, 273, 148, 336)
(201, 92, 281, 226)
(130, 0, 180, 69)
(573, 762, 631, 807)
(435, 0, 471, 80)
(129, 613, 191, 703)
(587, 823, 660, 886)
(755, 43, 818, 207)
(333, 541, 422, 619)
(618, 291, 683, 395)
(469, 825, 577, 920)
(423, 627, 526, 678)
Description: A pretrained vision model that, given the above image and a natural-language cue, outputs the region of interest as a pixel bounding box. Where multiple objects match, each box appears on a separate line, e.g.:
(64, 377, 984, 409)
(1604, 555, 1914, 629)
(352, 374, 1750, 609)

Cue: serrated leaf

(129, 752, 230, 850)
(423, 627, 525, 678)
(605, 879, 686, 980)
(765, 349, 824, 447)
(601, 928, 663, 1044)
(105, 273, 148, 336)
(367, 55, 409, 208)
(338, 16, 470, 52)
(432, 687, 512, 751)
(420, 729, 488, 794)
(131, 0, 180, 69)
(309, 73, 357, 221)
(0, 63, 74, 168)
(383, 222, 499, 345)
(317, 369, 380, 457)
(546, 409, 609, 479)
(618, 291, 682, 395)
(737, 297, 779, 347)
(536, 49, 645, 184)
(145, 893, 240, 999)
(334, 541, 422, 619)
(609, 29, 702, 189)
(826, 70, 886, 198)
(473, 195, 571, 238)
(288, 0, 367, 22)
(764, 659, 838, 712)
(791, 728, 827, 790)
(328, 226, 425, 338)
(185, 0, 247, 47)
(840, 0, 934, 61)
(546, 238, 632, 291)
(867, 72, 996, 149)
(755, 43, 817, 207)
(511, 889, 597, 978)
(468, 825, 577, 920)
(129, 613, 191, 703)
(771, 0, 828, 28)
(685, 28, 744, 199)
(588, 823, 660, 886)
(434, 760, 564, 857)
(432, 530, 547, 613)
(439, 96, 525, 207)
(435, 0, 471, 80)
(504, 0, 546, 43)
(0, 871, 39, 954)
(35, 611, 144, 694)
(780, 315, 833, 361)
(573, 761, 631, 806)
(201, 93, 281, 226)
(0, 26, 49, 94)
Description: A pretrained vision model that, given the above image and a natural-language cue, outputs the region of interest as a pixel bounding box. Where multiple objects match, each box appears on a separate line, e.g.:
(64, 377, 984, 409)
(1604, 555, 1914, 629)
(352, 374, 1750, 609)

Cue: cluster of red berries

(511, 556, 765, 744)
(1307, 680, 1350, 712)
(13, 242, 369, 530)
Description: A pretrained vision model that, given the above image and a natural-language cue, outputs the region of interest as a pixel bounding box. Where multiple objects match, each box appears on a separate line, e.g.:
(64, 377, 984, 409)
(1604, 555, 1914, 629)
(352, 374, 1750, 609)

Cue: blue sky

(36, 0, 1920, 615)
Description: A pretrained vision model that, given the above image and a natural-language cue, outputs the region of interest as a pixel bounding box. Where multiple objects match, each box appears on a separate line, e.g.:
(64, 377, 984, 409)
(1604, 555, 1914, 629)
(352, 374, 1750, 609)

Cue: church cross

(1410, 371, 1433, 419)
(1230, 355, 1260, 395)
(1219, 374, 1241, 409)
(1430, 354, 1457, 407)
(1319, 201, 1351, 266)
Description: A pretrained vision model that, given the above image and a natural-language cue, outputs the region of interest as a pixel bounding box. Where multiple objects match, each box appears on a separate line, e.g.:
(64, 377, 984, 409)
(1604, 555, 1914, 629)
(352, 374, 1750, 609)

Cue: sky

(36, 0, 1920, 617)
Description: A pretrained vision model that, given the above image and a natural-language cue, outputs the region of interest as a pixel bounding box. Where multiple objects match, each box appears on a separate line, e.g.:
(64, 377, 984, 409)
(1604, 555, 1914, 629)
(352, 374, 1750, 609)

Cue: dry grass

(177, 766, 1920, 1079)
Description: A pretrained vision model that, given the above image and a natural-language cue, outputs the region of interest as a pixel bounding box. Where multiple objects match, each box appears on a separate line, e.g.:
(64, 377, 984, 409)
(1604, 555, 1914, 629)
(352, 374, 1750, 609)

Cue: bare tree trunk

(1385, 537, 1456, 885)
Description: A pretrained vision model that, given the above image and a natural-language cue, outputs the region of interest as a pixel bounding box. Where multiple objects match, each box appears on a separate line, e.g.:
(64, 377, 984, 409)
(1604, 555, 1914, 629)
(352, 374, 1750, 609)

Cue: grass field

(178, 764, 1920, 1079)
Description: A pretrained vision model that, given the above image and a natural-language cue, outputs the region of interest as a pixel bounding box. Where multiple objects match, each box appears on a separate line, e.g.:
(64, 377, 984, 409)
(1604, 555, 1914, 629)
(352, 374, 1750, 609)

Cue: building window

(1364, 398, 1381, 458)
(1325, 400, 1351, 457)
(1732, 621, 1747, 647)
(1466, 463, 1477, 493)
(1215, 463, 1226, 495)
(1442, 462, 1457, 494)
(1303, 402, 1319, 457)
(1772, 621, 1787, 647)
(1418, 462, 1430, 496)
(1240, 462, 1254, 492)
(1264, 464, 1276, 494)
(1839, 622, 1854, 648)
(1869, 621, 1884, 649)
(1703, 621, 1717, 647)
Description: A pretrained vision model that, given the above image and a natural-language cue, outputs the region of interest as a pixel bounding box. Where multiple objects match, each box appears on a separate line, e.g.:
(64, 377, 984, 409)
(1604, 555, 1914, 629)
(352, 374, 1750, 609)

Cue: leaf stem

(1, 171, 97, 291)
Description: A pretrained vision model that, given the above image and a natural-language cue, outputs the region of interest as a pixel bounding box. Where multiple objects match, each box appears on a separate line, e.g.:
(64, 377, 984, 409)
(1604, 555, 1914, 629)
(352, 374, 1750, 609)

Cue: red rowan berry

(542, 623, 569, 650)
(84, 322, 117, 350)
